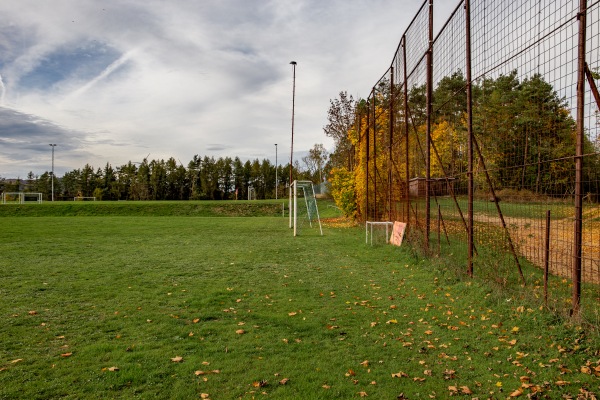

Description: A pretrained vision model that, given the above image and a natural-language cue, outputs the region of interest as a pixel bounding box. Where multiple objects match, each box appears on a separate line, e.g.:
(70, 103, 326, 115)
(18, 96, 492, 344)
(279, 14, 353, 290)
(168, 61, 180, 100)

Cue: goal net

(290, 180, 322, 236)
(2, 192, 43, 204)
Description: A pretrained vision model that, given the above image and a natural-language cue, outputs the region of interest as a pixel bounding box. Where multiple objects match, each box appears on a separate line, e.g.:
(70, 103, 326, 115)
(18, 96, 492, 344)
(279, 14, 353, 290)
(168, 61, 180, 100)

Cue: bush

(328, 167, 356, 218)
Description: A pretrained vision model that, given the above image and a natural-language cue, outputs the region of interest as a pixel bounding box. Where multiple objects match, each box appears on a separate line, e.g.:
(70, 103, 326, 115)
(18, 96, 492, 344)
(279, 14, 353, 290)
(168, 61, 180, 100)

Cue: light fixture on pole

(49, 144, 56, 202)
(289, 61, 297, 228)
(275, 143, 278, 200)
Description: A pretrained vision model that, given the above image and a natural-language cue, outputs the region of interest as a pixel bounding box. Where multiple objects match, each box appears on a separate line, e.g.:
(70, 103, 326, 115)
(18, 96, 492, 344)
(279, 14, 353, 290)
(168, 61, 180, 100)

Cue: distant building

(409, 177, 457, 197)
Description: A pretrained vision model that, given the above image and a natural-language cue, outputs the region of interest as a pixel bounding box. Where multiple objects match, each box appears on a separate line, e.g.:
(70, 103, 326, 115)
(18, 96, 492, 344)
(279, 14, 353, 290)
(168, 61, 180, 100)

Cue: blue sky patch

(19, 41, 121, 90)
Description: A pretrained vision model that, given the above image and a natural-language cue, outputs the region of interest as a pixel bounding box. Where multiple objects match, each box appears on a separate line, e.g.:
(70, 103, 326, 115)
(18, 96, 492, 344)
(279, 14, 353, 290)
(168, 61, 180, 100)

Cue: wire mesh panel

(355, 0, 600, 320)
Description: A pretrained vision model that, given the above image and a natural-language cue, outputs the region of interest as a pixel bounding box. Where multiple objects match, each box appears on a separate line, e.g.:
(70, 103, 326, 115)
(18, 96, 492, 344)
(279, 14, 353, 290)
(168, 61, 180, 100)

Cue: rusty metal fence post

(573, 0, 587, 316)
(465, 0, 474, 278)
(425, 0, 434, 250)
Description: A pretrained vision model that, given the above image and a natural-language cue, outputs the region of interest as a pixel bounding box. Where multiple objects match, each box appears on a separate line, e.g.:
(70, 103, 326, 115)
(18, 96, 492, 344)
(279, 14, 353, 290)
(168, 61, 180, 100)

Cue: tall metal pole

(389, 67, 394, 221)
(465, 0, 474, 277)
(275, 143, 278, 200)
(425, 0, 433, 250)
(573, 0, 586, 316)
(49, 144, 56, 202)
(289, 61, 297, 229)
(403, 36, 410, 226)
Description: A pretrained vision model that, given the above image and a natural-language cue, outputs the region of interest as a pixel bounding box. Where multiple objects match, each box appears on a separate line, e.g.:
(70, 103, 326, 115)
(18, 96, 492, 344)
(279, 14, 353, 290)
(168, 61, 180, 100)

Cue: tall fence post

(389, 67, 394, 221)
(366, 96, 371, 222)
(465, 0, 474, 277)
(573, 0, 586, 316)
(403, 36, 410, 228)
(425, 0, 433, 250)
(373, 87, 378, 220)
(544, 210, 551, 308)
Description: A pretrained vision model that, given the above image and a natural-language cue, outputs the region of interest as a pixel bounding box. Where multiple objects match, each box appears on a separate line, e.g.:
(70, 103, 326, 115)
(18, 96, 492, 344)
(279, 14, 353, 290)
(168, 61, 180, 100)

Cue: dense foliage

(325, 72, 600, 218)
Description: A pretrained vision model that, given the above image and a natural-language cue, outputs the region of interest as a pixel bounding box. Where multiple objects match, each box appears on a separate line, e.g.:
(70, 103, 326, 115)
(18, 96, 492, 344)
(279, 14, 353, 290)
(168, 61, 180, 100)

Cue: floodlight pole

(49, 144, 56, 202)
(275, 143, 278, 199)
(289, 61, 297, 229)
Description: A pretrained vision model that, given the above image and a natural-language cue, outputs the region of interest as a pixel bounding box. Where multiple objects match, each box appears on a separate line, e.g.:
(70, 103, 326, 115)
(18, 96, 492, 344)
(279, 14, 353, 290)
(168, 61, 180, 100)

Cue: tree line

(2, 147, 328, 201)
(325, 71, 600, 218)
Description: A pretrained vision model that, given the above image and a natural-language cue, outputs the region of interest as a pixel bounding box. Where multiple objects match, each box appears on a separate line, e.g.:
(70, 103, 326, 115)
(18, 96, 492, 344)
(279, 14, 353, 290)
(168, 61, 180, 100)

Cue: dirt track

(475, 208, 600, 284)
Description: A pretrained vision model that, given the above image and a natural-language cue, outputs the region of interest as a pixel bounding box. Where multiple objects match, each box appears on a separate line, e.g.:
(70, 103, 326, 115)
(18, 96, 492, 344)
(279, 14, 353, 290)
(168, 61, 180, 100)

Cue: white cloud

(0, 0, 457, 177)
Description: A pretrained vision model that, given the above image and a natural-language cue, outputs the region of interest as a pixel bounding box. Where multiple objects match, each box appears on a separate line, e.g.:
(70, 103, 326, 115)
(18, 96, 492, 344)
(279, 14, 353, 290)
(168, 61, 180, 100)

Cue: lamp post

(49, 144, 56, 201)
(289, 61, 296, 228)
(275, 143, 278, 200)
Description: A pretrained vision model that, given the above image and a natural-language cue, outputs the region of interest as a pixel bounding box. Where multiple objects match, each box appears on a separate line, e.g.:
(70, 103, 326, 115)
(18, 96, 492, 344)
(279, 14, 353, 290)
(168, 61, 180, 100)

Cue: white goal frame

(290, 180, 323, 237)
(2, 192, 43, 204)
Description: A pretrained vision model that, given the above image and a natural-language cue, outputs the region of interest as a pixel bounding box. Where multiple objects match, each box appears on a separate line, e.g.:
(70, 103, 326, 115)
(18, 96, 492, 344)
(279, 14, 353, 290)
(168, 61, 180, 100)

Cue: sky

(0, 0, 457, 178)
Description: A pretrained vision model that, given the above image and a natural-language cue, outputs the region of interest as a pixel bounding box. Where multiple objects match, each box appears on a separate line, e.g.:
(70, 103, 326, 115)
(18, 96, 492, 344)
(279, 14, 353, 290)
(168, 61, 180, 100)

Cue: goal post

(2, 192, 43, 204)
(291, 180, 323, 236)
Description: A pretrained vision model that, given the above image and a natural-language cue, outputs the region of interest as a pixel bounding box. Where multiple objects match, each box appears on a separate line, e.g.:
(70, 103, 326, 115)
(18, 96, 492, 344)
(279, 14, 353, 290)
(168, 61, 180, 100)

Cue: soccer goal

(2, 192, 43, 204)
(290, 180, 322, 236)
(248, 187, 256, 201)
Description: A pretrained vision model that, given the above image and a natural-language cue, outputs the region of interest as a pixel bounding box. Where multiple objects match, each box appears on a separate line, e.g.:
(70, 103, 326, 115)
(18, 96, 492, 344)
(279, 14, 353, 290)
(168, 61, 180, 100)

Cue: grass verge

(0, 208, 599, 398)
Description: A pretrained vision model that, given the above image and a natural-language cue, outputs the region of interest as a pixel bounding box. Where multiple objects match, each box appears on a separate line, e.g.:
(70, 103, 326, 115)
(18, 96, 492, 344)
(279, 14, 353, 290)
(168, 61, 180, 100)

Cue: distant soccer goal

(290, 180, 322, 236)
(2, 192, 43, 204)
(248, 187, 256, 201)
(74, 197, 96, 201)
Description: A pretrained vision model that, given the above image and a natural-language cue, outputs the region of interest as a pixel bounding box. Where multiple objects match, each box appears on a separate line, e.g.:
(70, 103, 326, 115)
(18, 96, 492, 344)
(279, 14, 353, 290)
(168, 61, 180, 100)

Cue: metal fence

(357, 0, 600, 320)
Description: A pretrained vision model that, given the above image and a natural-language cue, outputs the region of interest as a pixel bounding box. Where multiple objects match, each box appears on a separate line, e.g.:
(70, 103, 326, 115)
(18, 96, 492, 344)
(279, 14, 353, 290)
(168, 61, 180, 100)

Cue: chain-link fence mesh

(356, 0, 600, 321)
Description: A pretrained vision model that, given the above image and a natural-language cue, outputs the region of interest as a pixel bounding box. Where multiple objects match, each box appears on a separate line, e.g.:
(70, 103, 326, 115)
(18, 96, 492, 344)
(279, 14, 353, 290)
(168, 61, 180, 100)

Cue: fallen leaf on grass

(171, 356, 183, 363)
(460, 386, 472, 394)
(235, 329, 245, 335)
(279, 378, 289, 385)
(509, 389, 523, 397)
(60, 352, 73, 358)
(360, 360, 369, 367)
(193, 318, 200, 323)
(288, 312, 297, 316)
(195, 370, 220, 376)
(252, 380, 268, 388)
(322, 384, 331, 389)
(200, 394, 210, 399)
(28, 311, 38, 315)
(358, 391, 368, 397)
(10, 359, 23, 364)
(443, 369, 456, 379)
(391, 371, 408, 378)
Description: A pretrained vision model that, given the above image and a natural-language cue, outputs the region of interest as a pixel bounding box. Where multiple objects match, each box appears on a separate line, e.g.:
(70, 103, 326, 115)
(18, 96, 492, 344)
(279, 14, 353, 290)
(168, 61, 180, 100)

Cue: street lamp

(275, 143, 278, 200)
(289, 61, 297, 228)
(49, 144, 56, 201)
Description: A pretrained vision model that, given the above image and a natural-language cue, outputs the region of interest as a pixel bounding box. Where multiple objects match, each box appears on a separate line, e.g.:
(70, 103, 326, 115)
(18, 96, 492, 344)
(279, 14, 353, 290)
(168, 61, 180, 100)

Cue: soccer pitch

(1, 209, 599, 399)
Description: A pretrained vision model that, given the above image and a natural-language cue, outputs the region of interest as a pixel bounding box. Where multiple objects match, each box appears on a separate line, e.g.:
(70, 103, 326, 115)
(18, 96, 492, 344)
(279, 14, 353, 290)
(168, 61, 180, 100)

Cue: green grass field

(1, 201, 599, 399)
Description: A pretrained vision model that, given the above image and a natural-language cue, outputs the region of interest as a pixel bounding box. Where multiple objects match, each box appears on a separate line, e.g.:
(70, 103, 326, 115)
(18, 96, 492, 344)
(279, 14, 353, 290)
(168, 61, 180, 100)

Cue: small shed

(409, 177, 456, 197)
